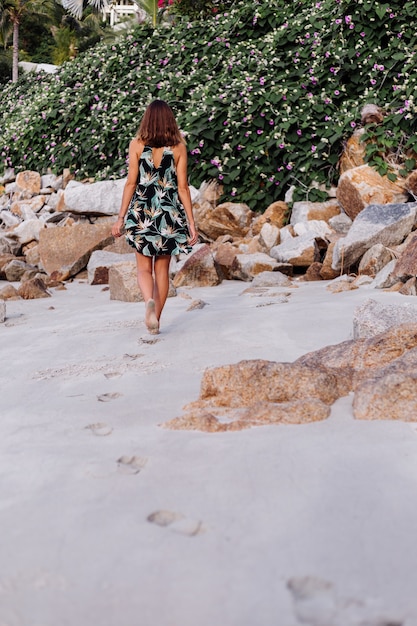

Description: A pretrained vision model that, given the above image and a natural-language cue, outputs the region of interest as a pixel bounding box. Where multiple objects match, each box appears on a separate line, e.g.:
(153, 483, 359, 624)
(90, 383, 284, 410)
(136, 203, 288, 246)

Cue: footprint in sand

(138, 337, 160, 345)
(287, 576, 403, 626)
(147, 510, 205, 536)
(97, 392, 122, 402)
(85, 422, 113, 436)
(117, 455, 148, 475)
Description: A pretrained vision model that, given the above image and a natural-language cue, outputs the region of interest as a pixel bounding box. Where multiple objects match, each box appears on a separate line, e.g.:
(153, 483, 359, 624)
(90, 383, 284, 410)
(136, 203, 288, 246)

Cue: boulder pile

(1, 153, 417, 303)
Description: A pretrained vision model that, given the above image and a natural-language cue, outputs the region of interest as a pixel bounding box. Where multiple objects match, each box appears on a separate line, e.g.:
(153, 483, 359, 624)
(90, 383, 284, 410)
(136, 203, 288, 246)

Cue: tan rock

(109, 260, 176, 302)
(338, 129, 366, 174)
(17, 277, 50, 299)
(0, 253, 16, 278)
(15, 171, 41, 196)
(4, 259, 30, 281)
(270, 232, 320, 267)
(173, 244, 222, 288)
(103, 235, 133, 254)
(251, 201, 288, 235)
(162, 399, 331, 432)
(212, 242, 239, 280)
(38, 222, 113, 280)
(195, 202, 255, 241)
(109, 262, 142, 302)
(24, 244, 40, 266)
(0, 284, 20, 300)
(87, 250, 135, 285)
(194, 360, 340, 408)
(290, 200, 341, 224)
(230, 253, 279, 281)
(358, 243, 394, 277)
(353, 348, 417, 421)
(392, 232, 417, 279)
(296, 322, 417, 395)
(258, 222, 280, 250)
(336, 165, 408, 220)
(399, 277, 417, 296)
(303, 262, 324, 281)
(320, 242, 339, 280)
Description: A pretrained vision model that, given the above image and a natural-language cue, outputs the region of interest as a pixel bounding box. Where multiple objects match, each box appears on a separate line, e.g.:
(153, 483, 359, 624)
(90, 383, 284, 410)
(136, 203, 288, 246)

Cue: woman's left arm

(176, 143, 198, 245)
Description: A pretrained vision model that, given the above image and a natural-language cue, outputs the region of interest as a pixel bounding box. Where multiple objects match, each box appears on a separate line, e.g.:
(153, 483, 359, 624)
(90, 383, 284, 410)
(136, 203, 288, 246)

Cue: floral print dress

(124, 145, 192, 257)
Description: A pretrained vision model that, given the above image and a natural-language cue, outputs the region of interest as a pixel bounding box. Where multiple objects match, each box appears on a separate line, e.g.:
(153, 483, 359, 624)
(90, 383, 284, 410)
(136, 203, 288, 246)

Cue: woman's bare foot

(145, 299, 159, 334)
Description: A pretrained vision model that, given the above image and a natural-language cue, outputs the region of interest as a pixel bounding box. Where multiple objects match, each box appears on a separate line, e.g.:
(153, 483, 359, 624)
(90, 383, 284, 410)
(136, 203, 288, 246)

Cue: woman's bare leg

(153, 255, 171, 321)
(135, 252, 159, 332)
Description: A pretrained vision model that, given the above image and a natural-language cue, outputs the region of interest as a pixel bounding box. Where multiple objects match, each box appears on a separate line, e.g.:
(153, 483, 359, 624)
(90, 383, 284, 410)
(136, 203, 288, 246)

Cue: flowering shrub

(1, 0, 417, 209)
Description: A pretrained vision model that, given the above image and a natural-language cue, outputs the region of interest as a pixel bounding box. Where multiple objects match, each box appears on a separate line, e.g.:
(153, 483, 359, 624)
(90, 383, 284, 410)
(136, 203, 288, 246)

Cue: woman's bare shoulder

(172, 142, 187, 157)
(130, 138, 144, 155)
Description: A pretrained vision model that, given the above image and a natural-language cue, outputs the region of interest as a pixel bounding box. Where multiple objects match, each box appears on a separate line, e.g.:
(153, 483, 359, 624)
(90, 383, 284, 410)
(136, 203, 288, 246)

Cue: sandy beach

(1, 277, 416, 626)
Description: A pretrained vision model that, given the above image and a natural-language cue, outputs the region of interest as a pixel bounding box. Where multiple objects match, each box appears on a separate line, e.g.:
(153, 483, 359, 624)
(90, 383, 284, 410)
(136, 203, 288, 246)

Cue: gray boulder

(63, 178, 126, 216)
(353, 298, 417, 339)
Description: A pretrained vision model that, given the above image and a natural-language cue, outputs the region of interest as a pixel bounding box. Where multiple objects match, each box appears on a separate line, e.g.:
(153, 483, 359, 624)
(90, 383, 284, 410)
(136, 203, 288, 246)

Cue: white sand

(1, 278, 416, 625)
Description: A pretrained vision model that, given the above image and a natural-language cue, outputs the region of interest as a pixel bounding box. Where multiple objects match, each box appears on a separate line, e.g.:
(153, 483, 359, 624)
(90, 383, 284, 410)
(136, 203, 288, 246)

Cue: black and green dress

(124, 145, 192, 257)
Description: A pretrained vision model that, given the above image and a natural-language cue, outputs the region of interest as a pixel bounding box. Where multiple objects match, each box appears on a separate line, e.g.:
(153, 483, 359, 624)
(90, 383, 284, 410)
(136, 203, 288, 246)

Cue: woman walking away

(112, 100, 198, 334)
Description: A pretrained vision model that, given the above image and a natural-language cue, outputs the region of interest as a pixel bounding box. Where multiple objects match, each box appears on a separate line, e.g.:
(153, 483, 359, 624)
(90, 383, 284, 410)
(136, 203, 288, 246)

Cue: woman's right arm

(112, 139, 142, 237)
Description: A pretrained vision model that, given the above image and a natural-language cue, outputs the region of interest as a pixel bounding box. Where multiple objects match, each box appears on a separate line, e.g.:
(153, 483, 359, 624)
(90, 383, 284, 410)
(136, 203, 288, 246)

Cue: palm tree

(0, 0, 53, 81)
(59, 0, 108, 20)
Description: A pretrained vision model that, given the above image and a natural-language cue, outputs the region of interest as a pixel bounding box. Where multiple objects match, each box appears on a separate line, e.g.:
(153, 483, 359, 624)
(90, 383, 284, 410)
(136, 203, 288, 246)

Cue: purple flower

(370, 79, 377, 85)
(334, 89, 340, 95)
(218, 175, 224, 180)
(269, 119, 274, 126)
(350, 121, 356, 128)
(360, 32, 366, 37)
(297, 129, 302, 136)
(259, 77, 266, 85)
(311, 145, 317, 152)
(257, 130, 263, 135)
(279, 143, 285, 149)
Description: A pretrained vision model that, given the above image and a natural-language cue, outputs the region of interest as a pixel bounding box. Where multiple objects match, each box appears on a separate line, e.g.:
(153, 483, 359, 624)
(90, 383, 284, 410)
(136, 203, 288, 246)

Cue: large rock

(162, 360, 339, 431)
(328, 212, 352, 235)
(9, 219, 45, 245)
(172, 244, 222, 287)
(358, 243, 394, 277)
(38, 222, 113, 280)
(392, 232, 417, 279)
(251, 201, 288, 235)
(15, 171, 41, 196)
(353, 298, 417, 339)
(258, 222, 280, 250)
(108, 260, 176, 302)
(332, 202, 417, 271)
(336, 164, 408, 220)
(296, 322, 417, 395)
(292, 219, 332, 239)
(290, 200, 341, 225)
(230, 252, 279, 281)
(17, 277, 50, 299)
(62, 178, 126, 216)
(353, 348, 417, 421)
(195, 202, 254, 241)
(212, 242, 239, 280)
(4, 259, 33, 282)
(109, 261, 142, 302)
(0, 284, 20, 300)
(371, 259, 399, 290)
(270, 232, 320, 267)
(0, 210, 20, 228)
(87, 250, 135, 285)
(319, 242, 339, 280)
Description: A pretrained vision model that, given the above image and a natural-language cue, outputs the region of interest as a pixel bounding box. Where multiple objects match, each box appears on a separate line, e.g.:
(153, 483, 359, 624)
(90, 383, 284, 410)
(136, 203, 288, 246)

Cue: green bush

(1, 0, 417, 210)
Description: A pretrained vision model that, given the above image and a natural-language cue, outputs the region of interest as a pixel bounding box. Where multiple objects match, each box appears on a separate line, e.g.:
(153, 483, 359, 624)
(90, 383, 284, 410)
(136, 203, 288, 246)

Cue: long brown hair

(136, 100, 184, 147)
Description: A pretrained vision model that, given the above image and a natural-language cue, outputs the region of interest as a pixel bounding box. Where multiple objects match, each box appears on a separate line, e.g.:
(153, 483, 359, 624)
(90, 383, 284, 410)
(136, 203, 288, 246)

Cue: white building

(103, 0, 142, 27)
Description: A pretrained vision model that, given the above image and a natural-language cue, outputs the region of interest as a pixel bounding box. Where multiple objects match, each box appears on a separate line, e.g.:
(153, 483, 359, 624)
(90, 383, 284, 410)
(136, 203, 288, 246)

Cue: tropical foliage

(1, 0, 417, 208)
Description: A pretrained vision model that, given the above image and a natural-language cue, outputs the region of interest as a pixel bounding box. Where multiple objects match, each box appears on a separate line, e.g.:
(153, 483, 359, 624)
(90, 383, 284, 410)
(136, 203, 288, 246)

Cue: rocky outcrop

(2, 166, 417, 300)
(164, 322, 417, 431)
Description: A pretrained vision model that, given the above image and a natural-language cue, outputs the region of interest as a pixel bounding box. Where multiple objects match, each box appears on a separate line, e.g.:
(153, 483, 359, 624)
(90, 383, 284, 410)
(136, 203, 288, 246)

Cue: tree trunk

(12, 20, 19, 83)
